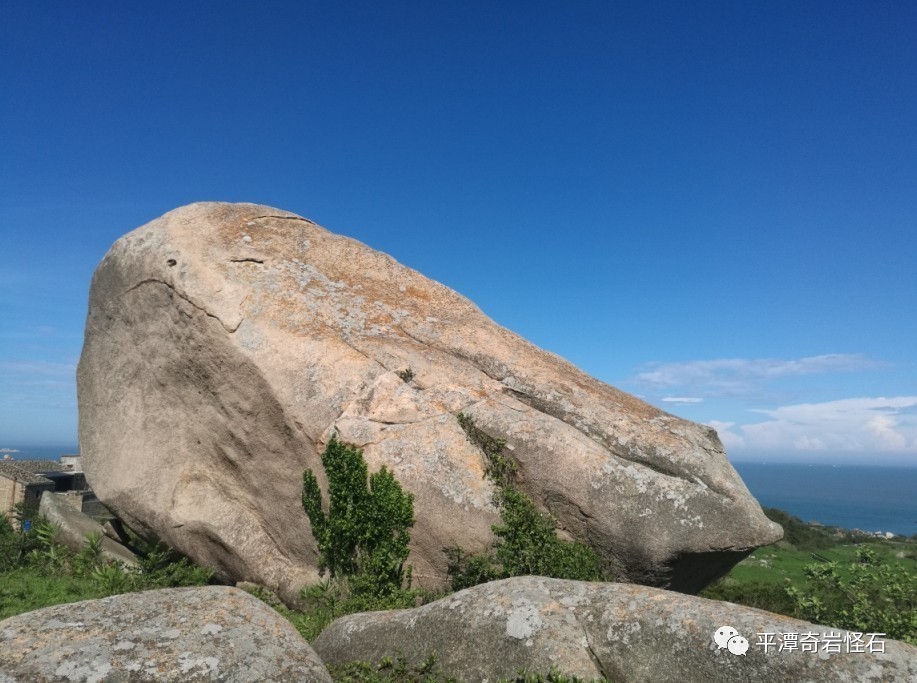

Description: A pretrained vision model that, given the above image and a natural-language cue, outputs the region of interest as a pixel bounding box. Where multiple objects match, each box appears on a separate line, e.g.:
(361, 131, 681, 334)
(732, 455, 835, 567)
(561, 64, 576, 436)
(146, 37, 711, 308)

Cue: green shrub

(91, 561, 132, 593)
(295, 437, 461, 640)
(27, 518, 72, 575)
(493, 489, 601, 581)
(74, 532, 106, 575)
(0, 513, 21, 571)
(0, 508, 213, 618)
(133, 545, 213, 588)
(445, 547, 502, 591)
(456, 413, 517, 488)
(449, 414, 603, 589)
(302, 436, 415, 598)
(786, 547, 917, 645)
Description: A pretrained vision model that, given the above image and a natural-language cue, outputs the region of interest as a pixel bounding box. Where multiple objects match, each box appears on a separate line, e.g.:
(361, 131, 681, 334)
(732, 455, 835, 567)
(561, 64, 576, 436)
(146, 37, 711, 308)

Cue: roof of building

(9, 460, 67, 474)
(0, 461, 54, 485)
(0, 459, 68, 486)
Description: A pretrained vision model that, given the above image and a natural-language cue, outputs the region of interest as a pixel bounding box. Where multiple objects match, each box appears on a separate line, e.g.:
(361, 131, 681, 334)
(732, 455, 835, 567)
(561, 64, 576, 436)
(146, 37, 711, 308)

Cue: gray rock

(313, 576, 917, 683)
(38, 491, 137, 567)
(0, 586, 331, 682)
(77, 203, 781, 605)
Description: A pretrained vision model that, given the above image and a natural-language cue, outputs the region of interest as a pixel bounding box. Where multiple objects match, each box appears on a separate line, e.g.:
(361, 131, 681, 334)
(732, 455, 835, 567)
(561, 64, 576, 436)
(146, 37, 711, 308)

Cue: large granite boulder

(313, 576, 917, 683)
(77, 202, 781, 604)
(0, 586, 332, 682)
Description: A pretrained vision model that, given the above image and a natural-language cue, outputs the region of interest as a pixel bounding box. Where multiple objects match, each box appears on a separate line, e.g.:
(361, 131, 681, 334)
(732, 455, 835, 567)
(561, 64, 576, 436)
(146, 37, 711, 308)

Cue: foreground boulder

(313, 576, 917, 682)
(38, 490, 138, 567)
(78, 202, 780, 603)
(0, 586, 331, 682)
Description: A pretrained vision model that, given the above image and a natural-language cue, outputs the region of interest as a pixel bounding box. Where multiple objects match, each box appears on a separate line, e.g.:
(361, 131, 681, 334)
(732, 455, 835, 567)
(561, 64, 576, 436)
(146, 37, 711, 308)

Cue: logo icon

(714, 625, 738, 649)
(714, 626, 749, 656)
(727, 635, 749, 656)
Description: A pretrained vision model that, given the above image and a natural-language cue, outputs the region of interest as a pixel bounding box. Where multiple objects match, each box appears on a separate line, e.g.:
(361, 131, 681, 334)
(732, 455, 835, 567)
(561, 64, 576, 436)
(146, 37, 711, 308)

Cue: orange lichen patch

(365, 311, 394, 327)
(207, 208, 319, 250)
(463, 452, 489, 480)
(404, 286, 432, 302)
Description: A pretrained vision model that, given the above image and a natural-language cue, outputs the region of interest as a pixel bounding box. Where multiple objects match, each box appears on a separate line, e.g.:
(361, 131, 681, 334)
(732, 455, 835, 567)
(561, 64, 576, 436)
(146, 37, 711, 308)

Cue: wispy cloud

(709, 396, 917, 454)
(630, 354, 883, 398)
(661, 396, 703, 404)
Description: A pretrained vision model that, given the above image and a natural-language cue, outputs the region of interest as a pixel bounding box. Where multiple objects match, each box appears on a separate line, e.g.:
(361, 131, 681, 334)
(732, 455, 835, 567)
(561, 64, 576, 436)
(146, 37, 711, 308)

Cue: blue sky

(1, 2, 915, 465)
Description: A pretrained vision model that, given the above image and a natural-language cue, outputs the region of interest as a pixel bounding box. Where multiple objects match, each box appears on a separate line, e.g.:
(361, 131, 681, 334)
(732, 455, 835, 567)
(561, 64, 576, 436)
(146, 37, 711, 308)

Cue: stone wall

(1, 476, 54, 524)
(0, 474, 15, 519)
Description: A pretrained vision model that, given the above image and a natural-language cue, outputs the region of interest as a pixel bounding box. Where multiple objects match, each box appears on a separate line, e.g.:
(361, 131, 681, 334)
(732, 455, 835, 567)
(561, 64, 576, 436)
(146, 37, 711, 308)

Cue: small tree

(302, 436, 415, 598)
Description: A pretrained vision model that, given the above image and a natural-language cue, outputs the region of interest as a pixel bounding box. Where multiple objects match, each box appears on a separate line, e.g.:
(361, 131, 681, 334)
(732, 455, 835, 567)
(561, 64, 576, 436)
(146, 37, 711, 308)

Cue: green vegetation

(0, 507, 212, 619)
(456, 413, 518, 489)
(786, 546, 917, 644)
(701, 507, 917, 645)
(328, 655, 607, 683)
(448, 414, 604, 589)
(329, 653, 449, 683)
(302, 435, 415, 598)
(2, 446, 612, 681)
(5, 449, 915, 679)
(298, 436, 437, 640)
(0, 567, 111, 621)
(759, 507, 836, 551)
(396, 368, 415, 383)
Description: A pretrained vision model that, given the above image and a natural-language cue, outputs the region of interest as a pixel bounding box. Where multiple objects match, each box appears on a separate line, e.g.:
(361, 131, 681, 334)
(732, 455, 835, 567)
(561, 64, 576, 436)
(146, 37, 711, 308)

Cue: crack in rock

(120, 278, 243, 334)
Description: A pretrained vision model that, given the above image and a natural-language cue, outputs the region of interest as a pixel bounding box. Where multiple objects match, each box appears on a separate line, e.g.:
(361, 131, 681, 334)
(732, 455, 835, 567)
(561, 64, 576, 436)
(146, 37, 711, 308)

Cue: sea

(4, 445, 915, 537)
(0, 445, 80, 461)
(733, 462, 917, 538)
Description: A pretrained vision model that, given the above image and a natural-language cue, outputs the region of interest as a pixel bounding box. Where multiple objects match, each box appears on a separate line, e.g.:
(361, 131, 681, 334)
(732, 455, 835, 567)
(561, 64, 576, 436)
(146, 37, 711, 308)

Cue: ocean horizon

(733, 462, 917, 537)
(1, 445, 80, 460)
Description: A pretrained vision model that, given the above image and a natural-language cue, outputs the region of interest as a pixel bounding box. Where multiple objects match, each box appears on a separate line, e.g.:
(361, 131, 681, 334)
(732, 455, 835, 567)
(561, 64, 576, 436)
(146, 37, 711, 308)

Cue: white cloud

(630, 354, 882, 397)
(662, 396, 703, 404)
(707, 420, 746, 449)
(731, 396, 917, 454)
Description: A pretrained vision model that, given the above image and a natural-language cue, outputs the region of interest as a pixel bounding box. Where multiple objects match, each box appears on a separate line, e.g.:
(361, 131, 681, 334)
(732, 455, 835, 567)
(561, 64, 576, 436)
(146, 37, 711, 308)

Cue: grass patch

(701, 513, 917, 645)
(328, 656, 608, 683)
(0, 508, 213, 621)
(0, 567, 110, 620)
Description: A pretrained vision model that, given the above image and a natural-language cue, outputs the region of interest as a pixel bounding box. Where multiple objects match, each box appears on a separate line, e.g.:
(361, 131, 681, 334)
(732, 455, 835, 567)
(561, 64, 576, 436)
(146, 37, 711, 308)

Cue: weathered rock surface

(39, 490, 137, 567)
(313, 576, 917, 683)
(77, 202, 781, 603)
(0, 586, 331, 682)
